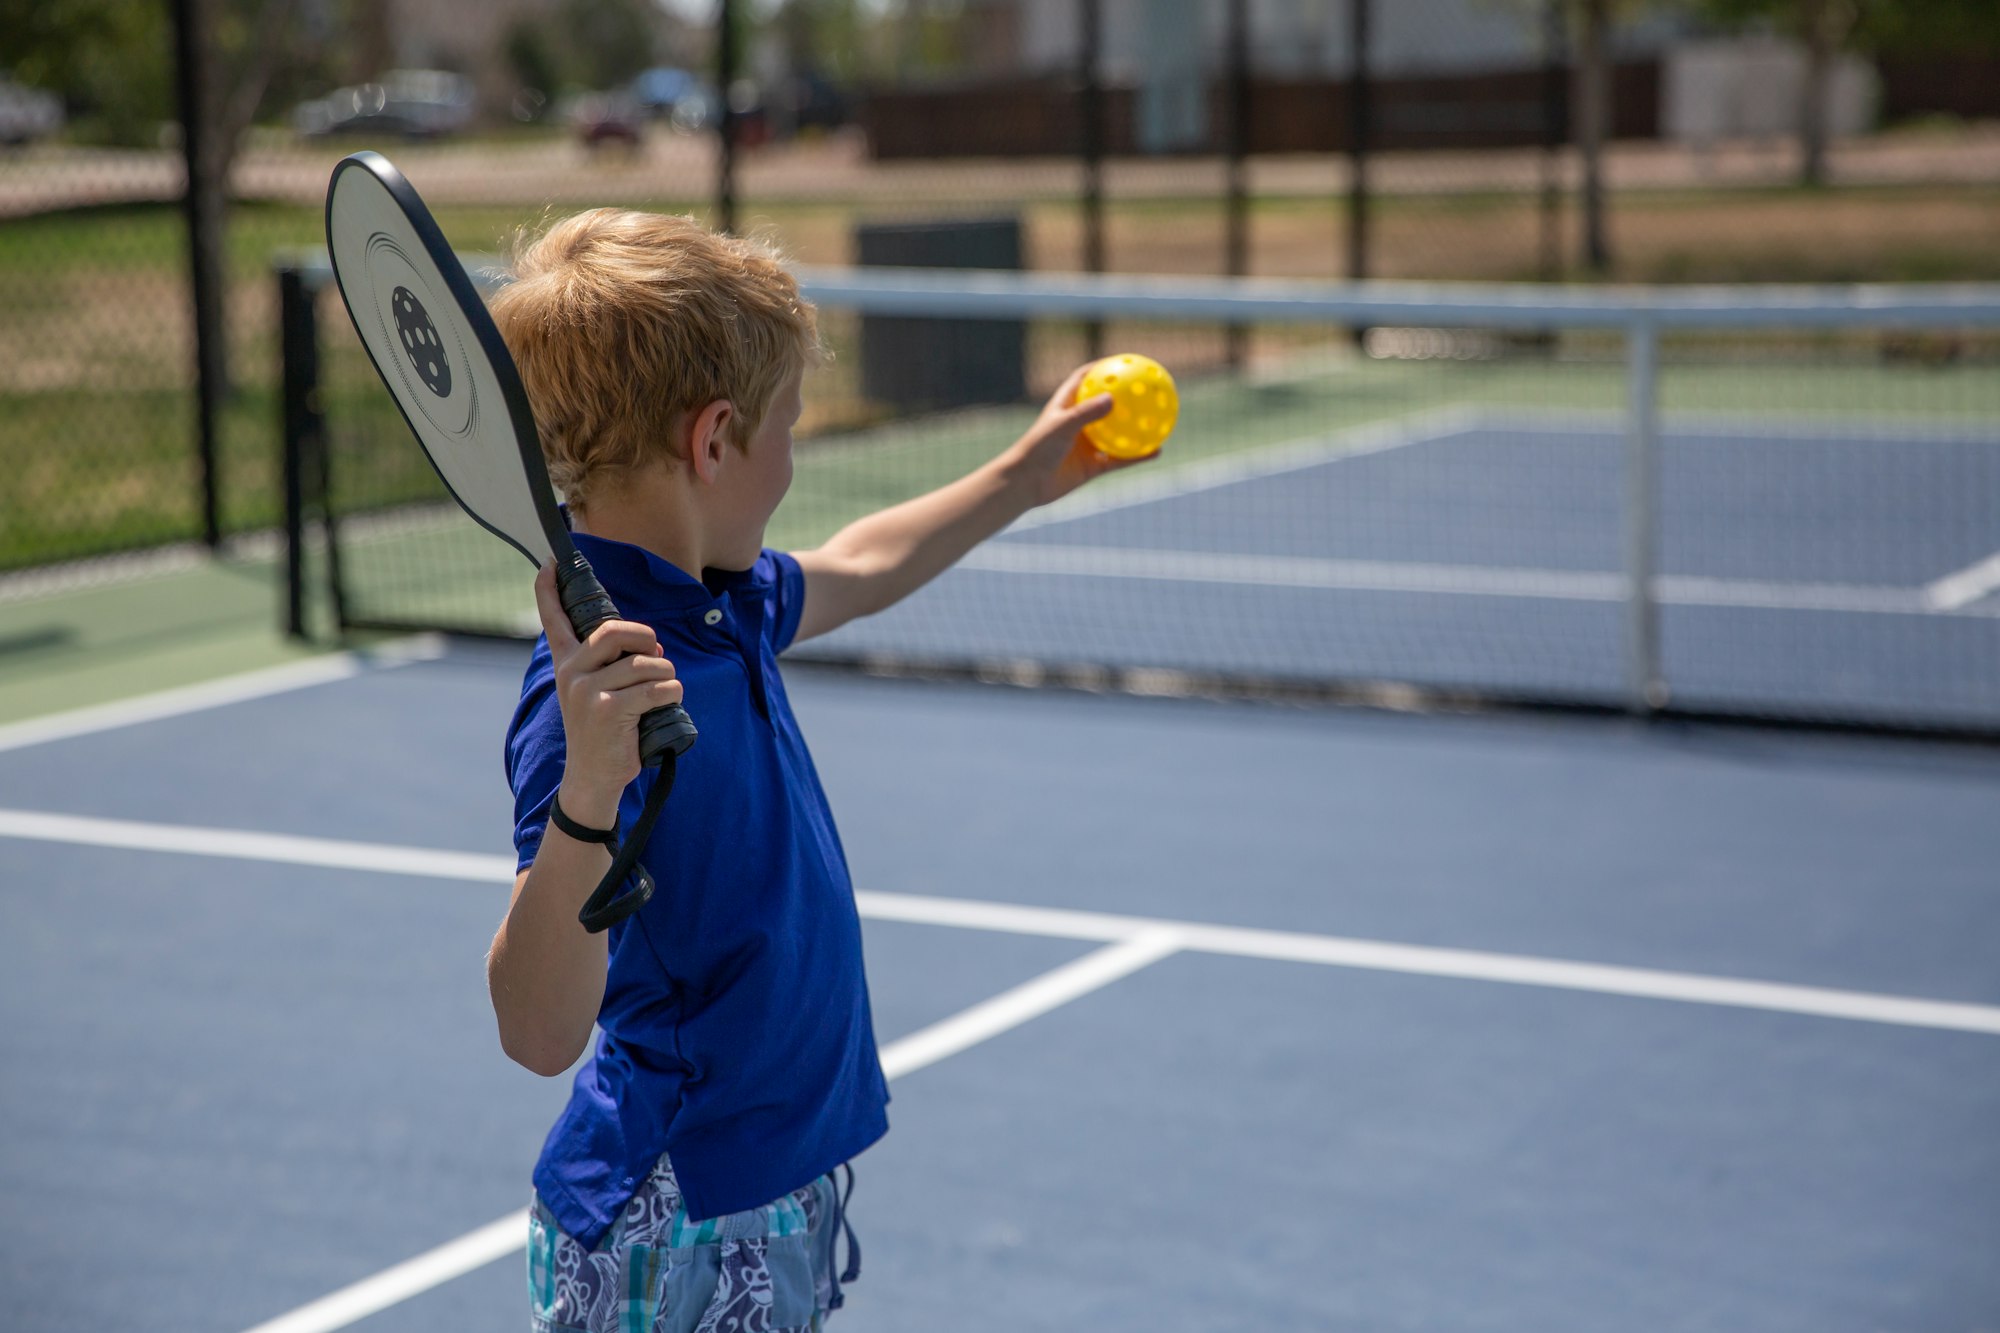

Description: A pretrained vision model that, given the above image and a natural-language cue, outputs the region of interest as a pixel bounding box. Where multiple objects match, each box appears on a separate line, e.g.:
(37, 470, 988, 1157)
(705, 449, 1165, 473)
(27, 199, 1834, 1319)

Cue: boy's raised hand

(1005, 363, 1155, 508)
(535, 561, 685, 823)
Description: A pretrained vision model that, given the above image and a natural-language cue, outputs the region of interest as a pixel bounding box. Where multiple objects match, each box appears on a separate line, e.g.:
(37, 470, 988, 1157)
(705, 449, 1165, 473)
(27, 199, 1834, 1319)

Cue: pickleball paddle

(325, 150, 695, 932)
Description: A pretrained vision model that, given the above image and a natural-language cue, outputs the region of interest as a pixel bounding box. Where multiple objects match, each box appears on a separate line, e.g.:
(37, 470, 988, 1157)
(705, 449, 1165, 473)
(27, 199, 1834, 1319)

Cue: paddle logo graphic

(392, 286, 451, 398)
(360, 232, 478, 441)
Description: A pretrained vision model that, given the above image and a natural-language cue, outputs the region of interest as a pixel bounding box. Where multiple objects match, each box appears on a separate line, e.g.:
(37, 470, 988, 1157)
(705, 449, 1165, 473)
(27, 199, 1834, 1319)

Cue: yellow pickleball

(1078, 353, 1178, 460)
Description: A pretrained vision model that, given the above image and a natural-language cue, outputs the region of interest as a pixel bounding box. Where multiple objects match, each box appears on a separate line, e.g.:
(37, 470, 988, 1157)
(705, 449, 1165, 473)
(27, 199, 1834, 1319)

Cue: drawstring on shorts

(826, 1162, 861, 1310)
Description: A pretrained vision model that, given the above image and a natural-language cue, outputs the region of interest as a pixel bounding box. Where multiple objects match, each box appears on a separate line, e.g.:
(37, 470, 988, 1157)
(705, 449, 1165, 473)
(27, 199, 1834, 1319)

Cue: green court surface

(0, 550, 333, 725)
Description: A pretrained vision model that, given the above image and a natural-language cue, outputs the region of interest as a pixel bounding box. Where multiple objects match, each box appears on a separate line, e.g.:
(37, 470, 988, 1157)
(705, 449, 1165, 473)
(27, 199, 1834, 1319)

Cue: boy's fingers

(533, 563, 580, 652)
(573, 621, 661, 672)
(1056, 362, 1094, 404)
(1065, 391, 1115, 425)
(589, 654, 679, 694)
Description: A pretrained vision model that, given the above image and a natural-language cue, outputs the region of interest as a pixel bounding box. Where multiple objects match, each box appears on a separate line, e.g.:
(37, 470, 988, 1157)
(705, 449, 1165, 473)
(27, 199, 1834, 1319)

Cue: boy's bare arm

(793, 364, 1141, 643)
(488, 564, 684, 1076)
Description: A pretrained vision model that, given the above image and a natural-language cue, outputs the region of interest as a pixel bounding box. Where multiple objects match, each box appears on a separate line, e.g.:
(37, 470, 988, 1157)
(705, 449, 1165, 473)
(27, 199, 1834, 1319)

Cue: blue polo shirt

(505, 532, 889, 1242)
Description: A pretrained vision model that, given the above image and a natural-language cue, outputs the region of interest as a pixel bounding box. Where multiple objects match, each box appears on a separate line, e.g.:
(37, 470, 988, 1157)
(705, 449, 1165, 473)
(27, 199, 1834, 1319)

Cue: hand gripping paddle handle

(554, 549, 699, 764)
(553, 549, 696, 934)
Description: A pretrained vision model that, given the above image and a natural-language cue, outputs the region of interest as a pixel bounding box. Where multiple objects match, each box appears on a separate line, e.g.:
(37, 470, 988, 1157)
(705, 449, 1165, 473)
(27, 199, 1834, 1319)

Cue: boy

(485, 208, 1141, 1333)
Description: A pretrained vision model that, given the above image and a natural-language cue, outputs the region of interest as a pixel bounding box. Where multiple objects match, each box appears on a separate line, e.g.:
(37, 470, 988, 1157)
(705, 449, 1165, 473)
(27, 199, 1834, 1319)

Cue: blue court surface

(804, 411, 2000, 729)
(3, 639, 2000, 1332)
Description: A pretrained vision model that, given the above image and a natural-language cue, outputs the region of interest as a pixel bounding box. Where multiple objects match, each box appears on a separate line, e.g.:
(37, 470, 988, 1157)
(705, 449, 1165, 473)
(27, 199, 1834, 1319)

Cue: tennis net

(280, 258, 2000, 735)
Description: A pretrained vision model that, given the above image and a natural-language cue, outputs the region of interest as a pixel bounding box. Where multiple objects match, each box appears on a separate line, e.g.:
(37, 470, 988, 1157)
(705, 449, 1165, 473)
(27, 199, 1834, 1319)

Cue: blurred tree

(0, 0, 347, 150)
(1697, 0, 2000, 56)
(558, 0, 662, 90)
(502, 0, 665, 103)
(0, 0, 175, 145)
(771, 0, 874, 85)
(1691, 0, 1853, 184)
(504, 16, 572, 102)
(1692, 0, 2000, 183)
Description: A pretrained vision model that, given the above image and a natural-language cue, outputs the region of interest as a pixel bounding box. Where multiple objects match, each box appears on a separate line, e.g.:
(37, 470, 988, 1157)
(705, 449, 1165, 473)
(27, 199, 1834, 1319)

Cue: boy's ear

(686, 398, 736, 485)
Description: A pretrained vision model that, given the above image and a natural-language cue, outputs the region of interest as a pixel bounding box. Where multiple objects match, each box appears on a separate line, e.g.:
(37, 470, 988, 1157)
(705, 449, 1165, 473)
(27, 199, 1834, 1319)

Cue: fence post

(717, 0, 738, 234)
(170, 0, 226, 550)
(1224, 0, 1250, 369)
(1539, 0, 1568, 283)
(1625, 316, 1664, 713)
(1346, 0, 1371, 286)
(279, 264, 314, 640)
(1079, 0, 1105, 359)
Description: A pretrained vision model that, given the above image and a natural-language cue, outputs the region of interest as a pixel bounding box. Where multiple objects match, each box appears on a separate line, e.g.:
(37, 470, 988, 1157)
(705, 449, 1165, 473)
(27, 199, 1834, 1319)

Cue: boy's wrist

(989, 446, 1043, 511)
(555, 779, 621, 831)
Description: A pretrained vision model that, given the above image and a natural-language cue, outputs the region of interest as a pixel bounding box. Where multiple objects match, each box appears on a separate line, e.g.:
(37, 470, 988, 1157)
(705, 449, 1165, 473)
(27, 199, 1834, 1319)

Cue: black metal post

(1540, 0, 1568, 283)
(170, 0, 226, 549)
(1578, 0, 1611, 275)
(279, 265, 315, 640)
(1347, 0, 1371, 347)
(1225, 0, 1251, 368)
(717, 0, 738, 234)
(1080, 0, 1104, 359)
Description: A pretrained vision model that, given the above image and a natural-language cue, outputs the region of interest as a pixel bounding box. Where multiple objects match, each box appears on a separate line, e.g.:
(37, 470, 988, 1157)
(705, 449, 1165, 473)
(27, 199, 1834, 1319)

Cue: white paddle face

(326, 156, 554, 565)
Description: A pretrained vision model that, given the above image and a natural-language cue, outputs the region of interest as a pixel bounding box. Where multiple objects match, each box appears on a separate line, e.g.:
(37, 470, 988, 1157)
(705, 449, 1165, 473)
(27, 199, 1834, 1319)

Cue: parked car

(568, 90, 644, 149)
(293, 69, 475, 140)
(0, 77, 64, 146)
(628, 66, 716, 132)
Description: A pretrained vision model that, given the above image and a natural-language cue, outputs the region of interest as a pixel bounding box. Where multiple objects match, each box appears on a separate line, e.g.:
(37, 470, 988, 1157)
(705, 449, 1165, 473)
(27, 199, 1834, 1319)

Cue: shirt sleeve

(505, 637, 564, 874)
(758, 547, 808, 655)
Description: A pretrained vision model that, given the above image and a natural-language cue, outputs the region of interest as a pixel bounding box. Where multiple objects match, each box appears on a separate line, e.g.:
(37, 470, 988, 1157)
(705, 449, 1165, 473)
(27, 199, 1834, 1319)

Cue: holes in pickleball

(391, 285, 452, 398)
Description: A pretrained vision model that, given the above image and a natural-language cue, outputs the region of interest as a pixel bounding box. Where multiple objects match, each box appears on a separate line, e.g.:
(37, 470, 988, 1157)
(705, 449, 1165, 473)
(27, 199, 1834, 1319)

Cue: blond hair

(488, 209, 821, 512)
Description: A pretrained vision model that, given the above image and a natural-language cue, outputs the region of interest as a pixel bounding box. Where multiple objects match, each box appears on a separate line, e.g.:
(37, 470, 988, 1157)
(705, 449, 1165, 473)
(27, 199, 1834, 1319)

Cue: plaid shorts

(527, 1155, 859, 1333)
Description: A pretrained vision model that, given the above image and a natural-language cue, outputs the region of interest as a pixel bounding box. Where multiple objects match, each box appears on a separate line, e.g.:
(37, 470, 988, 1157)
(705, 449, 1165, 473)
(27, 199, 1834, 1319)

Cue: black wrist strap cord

(553, 755, 680, 934)
(549, 792, 616, 844)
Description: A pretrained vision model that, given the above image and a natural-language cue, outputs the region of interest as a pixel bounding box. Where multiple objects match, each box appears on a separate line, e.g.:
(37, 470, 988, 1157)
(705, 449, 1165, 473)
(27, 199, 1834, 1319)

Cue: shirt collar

(570, 527, 769, 619)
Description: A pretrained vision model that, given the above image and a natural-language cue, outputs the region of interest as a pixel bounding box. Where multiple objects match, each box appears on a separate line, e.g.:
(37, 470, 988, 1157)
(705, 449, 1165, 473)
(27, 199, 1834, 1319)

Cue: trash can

(855, 217, 1027, 412)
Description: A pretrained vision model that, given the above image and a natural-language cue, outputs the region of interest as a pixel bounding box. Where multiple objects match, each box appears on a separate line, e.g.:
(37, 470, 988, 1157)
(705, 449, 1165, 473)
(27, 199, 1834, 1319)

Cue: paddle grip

(556, 549, 699, 766)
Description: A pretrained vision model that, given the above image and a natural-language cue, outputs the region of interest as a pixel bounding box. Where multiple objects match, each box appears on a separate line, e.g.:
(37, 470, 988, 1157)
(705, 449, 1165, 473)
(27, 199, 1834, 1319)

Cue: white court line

(237, 1210, 530, 1333)
(0, 807, 514, 882)
(5, 807, 1997, 1037)
(879, 928, 1184, 1078)
(1470, 405, 2000, 443)
(0, 636, 445, 755)
(6, 812, 1992, 1330)
(236, 933, 1180, 1333)
(960, 543, 1943, 617)
(853, 890, 2000, 1036)
(1924, 551, 2000, 612)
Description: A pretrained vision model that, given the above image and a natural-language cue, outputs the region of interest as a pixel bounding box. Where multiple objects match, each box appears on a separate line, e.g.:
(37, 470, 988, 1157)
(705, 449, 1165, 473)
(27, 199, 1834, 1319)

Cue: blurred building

(985, 0, 1686, 80)
(863, 0, 1904, 160)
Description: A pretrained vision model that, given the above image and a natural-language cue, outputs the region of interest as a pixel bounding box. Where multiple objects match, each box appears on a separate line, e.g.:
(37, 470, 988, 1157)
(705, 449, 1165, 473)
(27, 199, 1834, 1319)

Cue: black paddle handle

(555, 549, 699, 766)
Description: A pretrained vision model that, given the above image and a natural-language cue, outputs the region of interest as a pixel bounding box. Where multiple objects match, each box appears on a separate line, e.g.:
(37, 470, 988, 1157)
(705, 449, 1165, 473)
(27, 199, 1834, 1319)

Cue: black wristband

(550, 791, 618, 845)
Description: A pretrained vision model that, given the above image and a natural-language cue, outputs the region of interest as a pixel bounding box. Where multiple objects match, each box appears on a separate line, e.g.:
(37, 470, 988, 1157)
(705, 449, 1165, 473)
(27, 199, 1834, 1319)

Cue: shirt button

(703, 608, 723, 626)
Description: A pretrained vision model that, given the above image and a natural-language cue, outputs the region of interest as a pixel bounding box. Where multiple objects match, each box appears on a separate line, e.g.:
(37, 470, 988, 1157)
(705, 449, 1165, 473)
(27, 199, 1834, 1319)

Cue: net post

(278, 262, 315, 641)
(1624, 315, 1663, 715)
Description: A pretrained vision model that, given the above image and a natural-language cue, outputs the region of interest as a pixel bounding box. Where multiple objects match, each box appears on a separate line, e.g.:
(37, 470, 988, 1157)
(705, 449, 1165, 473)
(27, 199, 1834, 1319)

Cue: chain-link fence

(4, 0, 1998, 578)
